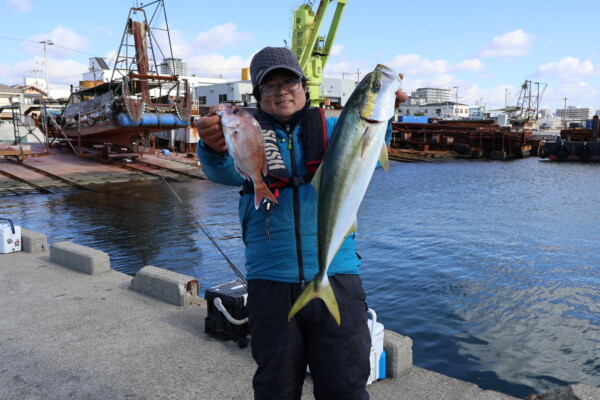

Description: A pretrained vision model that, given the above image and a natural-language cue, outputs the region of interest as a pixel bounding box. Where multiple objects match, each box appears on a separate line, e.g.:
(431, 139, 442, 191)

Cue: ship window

(198, 96, 206, 105)
(218, 94, 228, 103)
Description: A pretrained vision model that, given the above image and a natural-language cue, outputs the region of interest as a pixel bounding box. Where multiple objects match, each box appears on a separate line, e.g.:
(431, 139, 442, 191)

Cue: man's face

(258, 70, 307, 122)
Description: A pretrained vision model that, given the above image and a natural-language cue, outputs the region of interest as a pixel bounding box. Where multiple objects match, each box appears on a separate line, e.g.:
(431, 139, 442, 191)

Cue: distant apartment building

(160, 58, 188, 76)
(556, 106, 594, 121)
(411, 87, 452, 103)
(539, 107, 554, 119)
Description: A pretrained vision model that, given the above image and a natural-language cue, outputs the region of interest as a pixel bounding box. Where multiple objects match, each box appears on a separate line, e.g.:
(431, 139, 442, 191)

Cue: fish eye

(373, 81, 381, 89)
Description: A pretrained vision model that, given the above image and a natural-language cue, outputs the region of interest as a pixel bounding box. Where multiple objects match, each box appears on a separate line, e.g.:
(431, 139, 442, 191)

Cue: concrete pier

(0, 232, 523, 400)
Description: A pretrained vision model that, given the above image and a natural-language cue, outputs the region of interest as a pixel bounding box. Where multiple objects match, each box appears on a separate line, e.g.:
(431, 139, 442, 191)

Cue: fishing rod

(160, 177, 247, 289)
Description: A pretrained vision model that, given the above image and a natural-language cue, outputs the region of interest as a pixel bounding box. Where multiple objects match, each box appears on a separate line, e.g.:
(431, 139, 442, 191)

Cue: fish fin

(262, 157, 268, 177)
(346, 218, 357, 237)
(360, 126, 374, 159)
(379, 142, 389, 171)
(254, 184, 279, 210)
(288, 274, 340, 325)
(311, 163, 323, 200)
(235, 166, 250, 181)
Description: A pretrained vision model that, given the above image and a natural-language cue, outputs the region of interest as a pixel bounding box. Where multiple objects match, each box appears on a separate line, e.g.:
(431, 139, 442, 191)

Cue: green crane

(291, 0, 348, 107)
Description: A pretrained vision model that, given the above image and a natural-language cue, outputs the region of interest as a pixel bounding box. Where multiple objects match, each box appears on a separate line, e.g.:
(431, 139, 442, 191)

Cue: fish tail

(287, 274, 340, 325)
(254, 184, 279, 209)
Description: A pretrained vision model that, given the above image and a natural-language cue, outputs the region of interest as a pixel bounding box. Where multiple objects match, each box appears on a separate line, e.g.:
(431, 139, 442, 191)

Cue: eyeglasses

(259, 78, 302, 97)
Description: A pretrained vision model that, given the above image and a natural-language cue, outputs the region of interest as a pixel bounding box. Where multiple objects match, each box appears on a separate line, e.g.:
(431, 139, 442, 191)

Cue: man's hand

(395, 73, 408, 109)
(196, 105, 227, 155)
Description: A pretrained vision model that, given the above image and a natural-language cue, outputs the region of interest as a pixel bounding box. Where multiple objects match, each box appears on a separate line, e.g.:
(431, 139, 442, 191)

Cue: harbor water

(2, 156, 599, 398)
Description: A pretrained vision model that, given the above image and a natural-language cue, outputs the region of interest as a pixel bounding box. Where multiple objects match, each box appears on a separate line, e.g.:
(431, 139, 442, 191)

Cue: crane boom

(292, 0, 347, 106)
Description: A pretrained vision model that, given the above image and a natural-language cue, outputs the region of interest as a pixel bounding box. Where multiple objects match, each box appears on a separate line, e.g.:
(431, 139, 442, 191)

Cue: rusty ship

(55, 1, 191, 158)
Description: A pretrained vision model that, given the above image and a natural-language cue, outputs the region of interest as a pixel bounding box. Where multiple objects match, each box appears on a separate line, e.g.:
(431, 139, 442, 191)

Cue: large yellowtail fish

(288, 64, 401, 325)
(217, 104, 279, 209)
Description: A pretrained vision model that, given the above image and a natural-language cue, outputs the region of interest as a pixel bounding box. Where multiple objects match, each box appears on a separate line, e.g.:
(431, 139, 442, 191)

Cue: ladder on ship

(109, 0, 176, 100)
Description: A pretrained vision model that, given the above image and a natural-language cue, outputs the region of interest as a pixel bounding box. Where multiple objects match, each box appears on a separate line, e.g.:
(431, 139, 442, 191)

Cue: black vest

(245, 107, 328, 191)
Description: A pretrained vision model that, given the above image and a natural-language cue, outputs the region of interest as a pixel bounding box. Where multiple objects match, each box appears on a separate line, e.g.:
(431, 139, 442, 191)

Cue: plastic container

(0, 219, 21, 254)
(366, 308, 386, 385)
(307, 308, 387, 383)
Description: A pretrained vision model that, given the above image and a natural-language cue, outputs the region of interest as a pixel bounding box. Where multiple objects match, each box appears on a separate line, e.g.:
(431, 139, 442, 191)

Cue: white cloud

(7, 57, 88, 86)
(330, 44, 344, 56)
(153, 26, 193, 61)
(479, 29, 533, 58)
(193, 23, 253, 51)
(47, 58, 89, 83)
(388, 54, 449, 75)
(187, 53, 250, 80)
(544, 81, 598, 108)
(536, 57, 598, 81)
(324, 60, 365, 79)
(455, 58, 484, 72)
(6, 0, 31, 12)
(24, 26, 88, 59)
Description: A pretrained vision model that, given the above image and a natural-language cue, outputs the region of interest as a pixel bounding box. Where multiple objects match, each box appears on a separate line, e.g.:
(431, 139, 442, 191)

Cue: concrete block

(384, 329, 413, 379)
(50, 241, 110, 275)
(130, 265, 200, 307)
(21, 228, 48, 253)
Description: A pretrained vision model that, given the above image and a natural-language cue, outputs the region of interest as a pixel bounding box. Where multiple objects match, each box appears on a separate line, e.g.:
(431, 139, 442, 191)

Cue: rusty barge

(390, 119, 533, 161)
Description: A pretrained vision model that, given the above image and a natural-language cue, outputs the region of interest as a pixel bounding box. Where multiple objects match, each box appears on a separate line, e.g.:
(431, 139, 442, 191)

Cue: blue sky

(1, 0, 599, 112)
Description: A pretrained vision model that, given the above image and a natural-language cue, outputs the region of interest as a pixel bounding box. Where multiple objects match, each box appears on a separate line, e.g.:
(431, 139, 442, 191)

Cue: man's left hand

(394, 73, 408, 109)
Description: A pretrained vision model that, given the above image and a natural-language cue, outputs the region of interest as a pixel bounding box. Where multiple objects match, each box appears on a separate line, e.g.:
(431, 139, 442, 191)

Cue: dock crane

(291, 0, 347, 107)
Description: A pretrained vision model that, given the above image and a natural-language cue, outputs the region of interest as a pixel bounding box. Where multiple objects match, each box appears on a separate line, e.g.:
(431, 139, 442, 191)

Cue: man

(197, 46, 407, 399)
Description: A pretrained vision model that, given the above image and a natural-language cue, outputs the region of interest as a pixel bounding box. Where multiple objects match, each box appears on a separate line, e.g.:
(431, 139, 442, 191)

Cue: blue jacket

(197, 107, 392, 284)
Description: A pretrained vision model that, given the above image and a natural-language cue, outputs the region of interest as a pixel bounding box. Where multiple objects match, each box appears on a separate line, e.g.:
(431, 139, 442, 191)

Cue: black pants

(247, 275, 371, 400)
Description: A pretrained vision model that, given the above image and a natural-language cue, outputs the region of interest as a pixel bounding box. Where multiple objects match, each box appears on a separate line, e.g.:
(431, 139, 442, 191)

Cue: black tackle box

(204, 280, 249, 348)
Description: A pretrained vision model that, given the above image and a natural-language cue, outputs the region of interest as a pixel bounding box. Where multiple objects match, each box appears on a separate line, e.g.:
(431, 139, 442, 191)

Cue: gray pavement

(0, 249, 521, 400)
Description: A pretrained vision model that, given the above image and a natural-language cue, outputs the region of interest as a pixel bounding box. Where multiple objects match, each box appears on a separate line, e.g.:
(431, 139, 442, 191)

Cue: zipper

(287, 124, 305, 289)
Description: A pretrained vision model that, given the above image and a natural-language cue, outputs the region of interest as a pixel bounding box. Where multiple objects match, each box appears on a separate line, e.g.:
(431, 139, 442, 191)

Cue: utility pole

(563, 97, 568, 129)
(39, 40, 54, 95)
(356, 68, 361, 84)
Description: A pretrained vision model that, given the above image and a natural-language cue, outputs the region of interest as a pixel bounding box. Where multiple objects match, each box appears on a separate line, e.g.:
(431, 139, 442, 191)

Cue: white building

(411, 88, 452, 103)
(195, 81, 255, 106)
(556, 106, 594, 121)
(22, 78, 70, 100)
(398, 101, 470, 119)
(539, 107, 554, 119)
(194, 76, 359, 108)
(160, 58, 187, 76)
(321, 77, 357, 107)
(82, 57, 111, 83)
